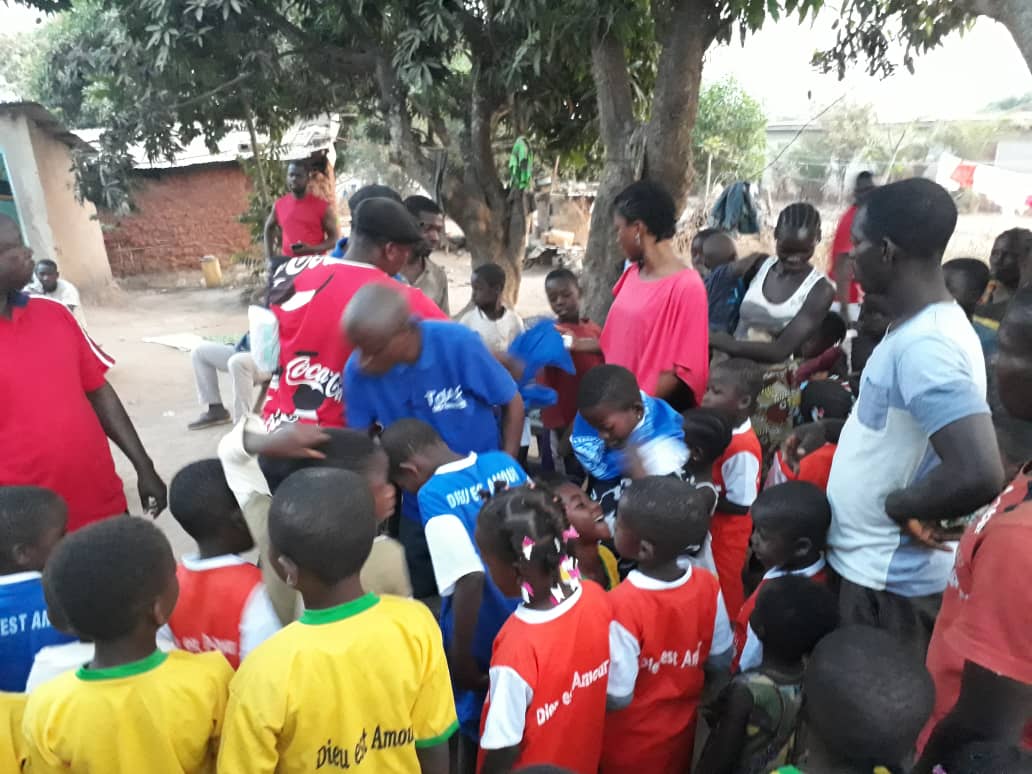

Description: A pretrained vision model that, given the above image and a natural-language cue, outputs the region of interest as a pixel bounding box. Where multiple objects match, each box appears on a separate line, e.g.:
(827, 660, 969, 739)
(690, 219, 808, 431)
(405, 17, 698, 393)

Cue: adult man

(28, 259, 86, 328)
(401, 195, 450, 314)
(826, 178, 1003, 655)
(915, 288, 1032, 772)
(260, 197, 447, 431)
(263, 161, 338, 272)
(343, 283, 524, 598)
(828, 171, 876, 325)
(976, 227, 1032, 324)
(0, 215, 166, 530)
(186, 339, 268, 430)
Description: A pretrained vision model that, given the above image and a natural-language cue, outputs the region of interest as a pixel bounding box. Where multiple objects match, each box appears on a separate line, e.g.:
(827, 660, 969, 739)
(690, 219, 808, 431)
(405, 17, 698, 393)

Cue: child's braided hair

(478, 486, 576, 582)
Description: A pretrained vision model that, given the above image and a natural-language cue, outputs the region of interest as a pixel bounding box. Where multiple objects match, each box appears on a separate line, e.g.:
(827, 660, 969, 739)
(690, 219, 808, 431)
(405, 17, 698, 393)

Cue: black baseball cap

(352, 198, 423, 245)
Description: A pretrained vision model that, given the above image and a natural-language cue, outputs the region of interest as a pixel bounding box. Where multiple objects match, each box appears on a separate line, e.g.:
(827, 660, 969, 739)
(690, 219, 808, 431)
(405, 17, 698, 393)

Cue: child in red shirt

(475, 487, 623, 774)
(701, 358, 764, 616)
(538, 269, 604, 474)
(734, 481, 830, 674)
(163, 459, 281, 668)
(604, 477, 734, 773)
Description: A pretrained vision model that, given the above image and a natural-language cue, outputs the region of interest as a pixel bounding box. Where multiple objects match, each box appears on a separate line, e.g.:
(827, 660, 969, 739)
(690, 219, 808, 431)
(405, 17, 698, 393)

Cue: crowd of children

(1, 178, 1031, 774)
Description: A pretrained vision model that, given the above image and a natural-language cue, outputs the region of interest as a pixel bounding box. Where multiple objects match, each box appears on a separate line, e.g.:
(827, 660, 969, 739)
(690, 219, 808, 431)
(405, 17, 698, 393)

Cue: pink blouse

(600, 264, 710, 402)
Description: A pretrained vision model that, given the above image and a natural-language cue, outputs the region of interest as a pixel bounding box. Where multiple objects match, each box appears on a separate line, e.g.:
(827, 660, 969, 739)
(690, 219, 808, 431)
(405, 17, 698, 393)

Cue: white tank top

(734, 255, 829, 340)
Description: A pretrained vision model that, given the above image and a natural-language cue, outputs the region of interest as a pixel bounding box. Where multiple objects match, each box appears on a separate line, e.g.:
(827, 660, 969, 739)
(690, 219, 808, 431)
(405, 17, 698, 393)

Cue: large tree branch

(248, 1, 378, 75)
(591, 21, 637, 157)
(966, 0, 1032, 73)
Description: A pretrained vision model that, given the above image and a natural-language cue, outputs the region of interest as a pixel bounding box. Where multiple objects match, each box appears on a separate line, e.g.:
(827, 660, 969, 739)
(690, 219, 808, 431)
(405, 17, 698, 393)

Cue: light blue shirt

(827, 301, 989, 596)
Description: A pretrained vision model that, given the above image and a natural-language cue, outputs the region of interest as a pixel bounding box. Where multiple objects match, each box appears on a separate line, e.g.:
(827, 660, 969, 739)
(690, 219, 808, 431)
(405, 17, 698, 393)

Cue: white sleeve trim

(721, 451, 760, 507)
(737, 622, 763, 672)
(711, 590, 735, 657)
(481, 666, 533, 750)
(424, 514, 484, 596)
(607, 620, 641, 704)
(638, 436, 690, 477)
(239, 584, 282, 659)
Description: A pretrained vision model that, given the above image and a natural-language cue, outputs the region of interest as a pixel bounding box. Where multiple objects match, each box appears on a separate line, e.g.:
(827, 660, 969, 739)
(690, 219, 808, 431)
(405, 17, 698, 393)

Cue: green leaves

(692, 77, 768, 188)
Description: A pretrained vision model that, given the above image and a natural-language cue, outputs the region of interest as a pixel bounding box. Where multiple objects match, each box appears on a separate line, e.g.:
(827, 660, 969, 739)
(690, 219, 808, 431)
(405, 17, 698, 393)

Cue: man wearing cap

(259, 196, 448, 431)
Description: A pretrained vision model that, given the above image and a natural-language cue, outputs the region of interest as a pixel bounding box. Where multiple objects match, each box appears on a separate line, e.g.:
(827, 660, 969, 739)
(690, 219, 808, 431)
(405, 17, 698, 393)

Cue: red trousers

(710, 513, 753, 617)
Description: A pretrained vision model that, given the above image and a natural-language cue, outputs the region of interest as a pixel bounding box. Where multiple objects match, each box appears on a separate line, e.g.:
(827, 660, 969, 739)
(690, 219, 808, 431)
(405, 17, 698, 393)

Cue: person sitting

(943, 257, 996, 361)
(23, 518, 233, 772)
(698, 576, 839, 774)
(218, 469, 457, 774)
(161, 460, 280, 668)
(603, 477, 734, 774)
(27, 259, 86, 328)
(734, 481, 831, 673)
(187, 338, 268, 430)
(0, 486, 73, 692)
(458, 263, 525, 354)
(401, 195, 450, 313)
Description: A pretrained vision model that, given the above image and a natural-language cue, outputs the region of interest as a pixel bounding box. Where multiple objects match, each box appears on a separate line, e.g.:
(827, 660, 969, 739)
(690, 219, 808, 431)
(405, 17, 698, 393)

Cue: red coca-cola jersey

(262, 256, 447, 430)
(165, 555, 280, 669)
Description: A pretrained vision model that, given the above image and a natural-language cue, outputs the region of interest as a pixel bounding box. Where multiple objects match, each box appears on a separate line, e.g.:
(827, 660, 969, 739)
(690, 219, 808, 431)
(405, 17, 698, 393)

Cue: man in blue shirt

(343, 283, 525, 597)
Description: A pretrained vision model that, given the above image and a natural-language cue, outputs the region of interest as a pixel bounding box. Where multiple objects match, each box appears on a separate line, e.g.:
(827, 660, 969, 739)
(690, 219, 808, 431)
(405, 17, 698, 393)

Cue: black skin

(400, 210, 445, 285)
(700, 375, 752, 515)
(0, 223, 167, 517)
(850, 205, 1004, 548)
(90, 568, 179, 671)
(263, 163, 339, 261)
(832, 176, 877, 325)
(710, 228, 836, 363)
(35, 261, 62, 297)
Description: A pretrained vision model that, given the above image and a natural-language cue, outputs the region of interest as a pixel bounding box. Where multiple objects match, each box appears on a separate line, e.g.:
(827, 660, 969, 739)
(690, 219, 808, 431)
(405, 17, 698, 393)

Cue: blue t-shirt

(417, 451, 526, 738)
(0, 572, 76, 691)
(345, 321, 519, 520)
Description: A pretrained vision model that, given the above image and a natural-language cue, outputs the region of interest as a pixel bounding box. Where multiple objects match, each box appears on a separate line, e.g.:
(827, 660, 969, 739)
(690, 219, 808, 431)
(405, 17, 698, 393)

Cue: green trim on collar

(299, 594, 379, 625)
(76, 649, 167, 681)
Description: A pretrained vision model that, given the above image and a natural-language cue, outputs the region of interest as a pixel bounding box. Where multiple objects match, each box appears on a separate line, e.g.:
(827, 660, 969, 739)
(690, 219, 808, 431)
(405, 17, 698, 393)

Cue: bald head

(342, 283, 420, 376)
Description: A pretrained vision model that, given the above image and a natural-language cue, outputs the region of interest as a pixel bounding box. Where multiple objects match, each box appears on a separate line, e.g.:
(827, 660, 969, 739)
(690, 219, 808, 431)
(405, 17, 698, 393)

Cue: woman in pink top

(597, 181, 709, 411)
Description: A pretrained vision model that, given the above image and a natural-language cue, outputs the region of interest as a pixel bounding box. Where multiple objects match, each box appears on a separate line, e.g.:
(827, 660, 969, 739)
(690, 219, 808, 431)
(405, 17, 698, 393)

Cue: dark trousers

(834, 575, 943, 660)
(398, 515, 439, 601)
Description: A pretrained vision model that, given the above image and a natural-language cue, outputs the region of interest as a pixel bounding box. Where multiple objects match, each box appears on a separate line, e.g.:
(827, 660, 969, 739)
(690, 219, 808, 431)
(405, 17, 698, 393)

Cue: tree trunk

(973, 0, 1032, 73)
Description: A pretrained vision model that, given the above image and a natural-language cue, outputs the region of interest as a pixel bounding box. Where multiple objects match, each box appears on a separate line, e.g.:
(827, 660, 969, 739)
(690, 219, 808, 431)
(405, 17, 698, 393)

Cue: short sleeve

(60, 281, 81, 308)
(951, 523, 1032, 685)
(710, 591, 734, 658)
(607, 620, 641, 703)
(423, 514, 484, 596)
(897, 336, 989, 437)
(239, 586, 282, 660)
(480, 666, 533, 751)
(343, 358, 377, 431)
(411, 605, 460, 747)
(720, 451, 760, 507)
(217, 678, 282, 774)
(667, 272, 711, 402)
(832, 209, 854, 258)
(454, 329, 518, 407)
(60, 303, 112, 392)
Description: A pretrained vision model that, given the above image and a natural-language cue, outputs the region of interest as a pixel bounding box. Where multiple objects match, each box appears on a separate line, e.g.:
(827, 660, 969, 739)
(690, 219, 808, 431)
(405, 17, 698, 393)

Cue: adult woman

(710, 202, 835, 450)
(596, 181, 709, 411)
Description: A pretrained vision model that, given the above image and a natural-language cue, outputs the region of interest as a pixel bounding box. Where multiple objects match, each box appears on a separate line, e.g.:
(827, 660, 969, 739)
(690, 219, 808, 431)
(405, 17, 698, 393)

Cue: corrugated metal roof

(0, 101, 96, 152)
(72, 115, 338, 170)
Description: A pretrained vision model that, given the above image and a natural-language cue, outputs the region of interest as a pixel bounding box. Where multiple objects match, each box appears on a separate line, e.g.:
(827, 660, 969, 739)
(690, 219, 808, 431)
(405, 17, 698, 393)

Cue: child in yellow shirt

(218, 468, 458, 774)
(1, 691, 26, 771)
(22, 518, 232, 773)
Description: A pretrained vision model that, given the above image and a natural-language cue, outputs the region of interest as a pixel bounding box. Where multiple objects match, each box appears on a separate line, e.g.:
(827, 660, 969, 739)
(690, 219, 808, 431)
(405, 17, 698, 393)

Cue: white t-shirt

(458, 307, 525, 353)
(826, 301, 989, 597)
(28, 277, 86, 327)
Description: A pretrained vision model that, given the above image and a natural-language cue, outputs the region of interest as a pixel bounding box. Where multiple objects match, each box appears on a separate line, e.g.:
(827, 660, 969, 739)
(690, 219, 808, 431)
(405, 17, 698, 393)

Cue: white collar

(627, 567, 693, 590)
(763, 554, 826, 581)
(513, 584, 583, 624)
(0, 570, 41, 586)
(434, 452, 478, 475)
(181, 554, 252, 571)
(733, 419, 753, 435)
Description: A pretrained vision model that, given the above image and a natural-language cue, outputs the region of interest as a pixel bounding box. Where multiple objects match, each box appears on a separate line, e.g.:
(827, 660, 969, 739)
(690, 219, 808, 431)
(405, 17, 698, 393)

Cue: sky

(2, 2, 1030, 123)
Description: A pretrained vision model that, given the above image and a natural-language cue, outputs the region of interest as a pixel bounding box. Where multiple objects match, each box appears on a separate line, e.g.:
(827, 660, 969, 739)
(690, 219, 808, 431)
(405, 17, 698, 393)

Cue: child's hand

(251, 423, 330, 459)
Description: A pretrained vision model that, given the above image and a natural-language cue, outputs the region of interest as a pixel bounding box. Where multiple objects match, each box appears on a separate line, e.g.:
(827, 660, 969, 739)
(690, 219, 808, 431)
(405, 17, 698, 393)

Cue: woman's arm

(711, 281, 835, 363)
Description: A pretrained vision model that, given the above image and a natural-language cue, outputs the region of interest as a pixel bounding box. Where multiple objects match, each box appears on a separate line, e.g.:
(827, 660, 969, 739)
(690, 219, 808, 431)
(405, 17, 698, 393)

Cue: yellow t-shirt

(22, 649, 232, 773)
(219, 593, 458, 774)
(1, 692, 26, 771)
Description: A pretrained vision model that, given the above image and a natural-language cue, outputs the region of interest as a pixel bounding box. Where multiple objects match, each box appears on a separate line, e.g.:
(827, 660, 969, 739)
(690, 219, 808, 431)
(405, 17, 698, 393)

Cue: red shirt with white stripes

(0, 294, 125, 530)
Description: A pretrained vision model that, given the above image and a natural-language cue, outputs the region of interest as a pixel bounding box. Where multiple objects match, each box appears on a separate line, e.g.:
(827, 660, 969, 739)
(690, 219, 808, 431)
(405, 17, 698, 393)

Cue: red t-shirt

(602, 568, 730, 773)
(829, 205, 862, 305)
(712, 421, 763, 517)
(733, 557, 828, 673)
(919, 465, 1032, 752)
(0, 295, 126, 530)
(274, 194, 329, 257)
(262, 256, 447, 429)
(479, 582, 612, 773)
(539, 319, 603, 429)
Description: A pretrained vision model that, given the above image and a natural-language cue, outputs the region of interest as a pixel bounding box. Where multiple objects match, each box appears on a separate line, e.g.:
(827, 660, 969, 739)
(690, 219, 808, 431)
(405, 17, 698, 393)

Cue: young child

(697, 576, 839, 774)
(604, 477, 734, 774)
(538, 269, 604, 473)
(794, 311, 848, 385)
(218, 468, 457, 773)
(701, 357, 764, 616)
(23, 518, 233, 772)
(0, 486, 73, 692)
(943, 257, 997, 361)
(458, 262, 526, 353)
(735, 481, 831, 672)
(679, 408, 734, 575)
(571, 364, 689, 529)
(697, 231, 744, 335)
(380, 418, 525, 763)
(768, 417, 846, 492)
(0, 691, 26, 772)
(475, 486, 618, 774)
(771, 626, 935, 774)
(161, 459, 280, 668)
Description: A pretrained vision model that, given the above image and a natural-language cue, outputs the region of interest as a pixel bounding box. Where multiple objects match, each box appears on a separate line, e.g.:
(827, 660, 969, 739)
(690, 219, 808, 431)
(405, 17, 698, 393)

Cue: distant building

(0, 102, 113, 294)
